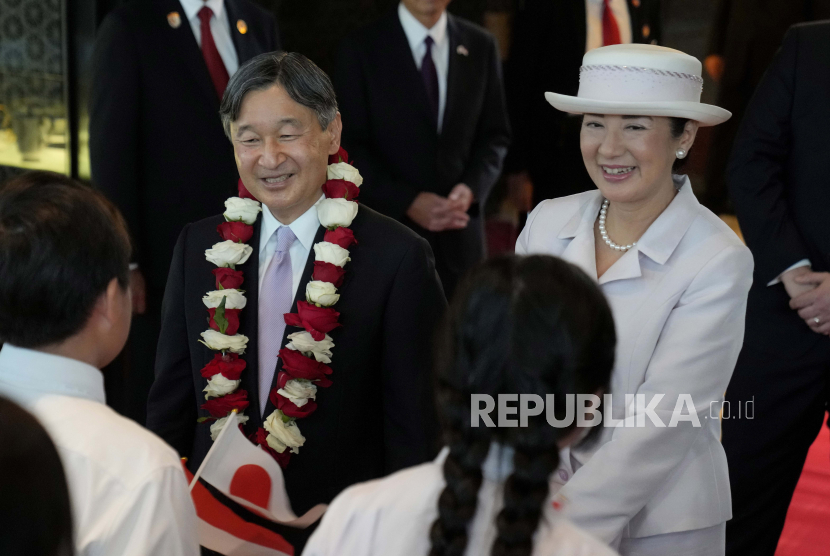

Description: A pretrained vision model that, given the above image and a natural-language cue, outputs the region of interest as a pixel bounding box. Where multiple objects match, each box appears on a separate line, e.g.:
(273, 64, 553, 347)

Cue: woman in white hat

(516, 44, 754, 556)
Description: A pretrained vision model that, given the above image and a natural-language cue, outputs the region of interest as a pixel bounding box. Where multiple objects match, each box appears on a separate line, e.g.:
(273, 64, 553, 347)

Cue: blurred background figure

(0, 395, 74, 556)
(333, 0, 511, 297)
(723, 21, 830, 556)
(503, 0, 663, 212)
(700, 0, 830, 214)
(303, 254, 618, 556)
(89, 0, 280, 425)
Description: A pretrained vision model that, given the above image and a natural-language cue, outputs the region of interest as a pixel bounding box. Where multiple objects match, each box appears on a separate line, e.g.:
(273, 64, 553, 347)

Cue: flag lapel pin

(167, 11, 181, 28)
(457, 45, 469, 56)
(237, 19, 248, 34)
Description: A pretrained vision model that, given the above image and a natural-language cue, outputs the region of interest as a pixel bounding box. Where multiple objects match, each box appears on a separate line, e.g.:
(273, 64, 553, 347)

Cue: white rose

(313, 241, 350, 267)
(205, 240, 253, 268)
(277, 378, 317, 407)
(203, 374, 241, 399)
(306, 280, 340, 307)
(317, 198, 358, 228)
(224, 197, 262, 224)
(200, 329, 249, 353)
(286, 331, 334, 363)
(327, 162, 363, 187)
(210, 414, 250, 441)
(202, 289, 247, 310)
(264, 411, 306, 454)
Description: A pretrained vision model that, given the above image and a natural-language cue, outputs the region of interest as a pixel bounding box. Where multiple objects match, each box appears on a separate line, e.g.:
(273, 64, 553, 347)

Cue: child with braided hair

(303, 255, 618, 556)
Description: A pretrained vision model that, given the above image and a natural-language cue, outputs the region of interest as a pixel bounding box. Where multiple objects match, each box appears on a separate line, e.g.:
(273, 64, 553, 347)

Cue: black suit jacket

(89, 0, 280, 291)
(504, 0, 661, 201)
(728, 22, 830, 355)
(332, 10, 510, 292)
(146, 203, 445, 515)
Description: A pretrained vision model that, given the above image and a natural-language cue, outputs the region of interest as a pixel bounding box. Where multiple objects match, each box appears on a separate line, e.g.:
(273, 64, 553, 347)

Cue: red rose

(278, 348, 333, 387)
(323, 227, 357, 249)
(200, 389, 250, 417)
(212, 268, 245, 290)
(312, 261, 346, 288)
(328, 147, 349, 165)
(217, 221, 254, 243)
(322, 179, 360, 201)
(270, 390, 318, 418)
(237, 178, 257, 200)
(208, 307, 241, 336)
(253, 427, 291, 468)
(200, 352, 247, 380)
(284, 301, 341, 341)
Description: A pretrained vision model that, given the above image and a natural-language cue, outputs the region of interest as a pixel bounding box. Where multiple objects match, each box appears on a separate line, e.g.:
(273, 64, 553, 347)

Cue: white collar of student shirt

(0, 344, 105, 405)
(398, 2, 449, 53)
(556, 175, 700, 283)
(179, 0, 226, 25)
(258, 195, 324, 259)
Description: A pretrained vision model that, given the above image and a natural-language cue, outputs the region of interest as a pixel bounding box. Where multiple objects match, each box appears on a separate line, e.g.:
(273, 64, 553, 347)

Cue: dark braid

(429, 255, 615, 556)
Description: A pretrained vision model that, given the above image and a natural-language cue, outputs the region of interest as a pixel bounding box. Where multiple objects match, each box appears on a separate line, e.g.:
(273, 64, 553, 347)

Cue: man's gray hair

(220, 51, 338, 138)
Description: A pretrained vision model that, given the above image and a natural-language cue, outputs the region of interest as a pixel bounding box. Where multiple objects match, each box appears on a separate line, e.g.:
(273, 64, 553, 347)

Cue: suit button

(559, 469, 569, 481)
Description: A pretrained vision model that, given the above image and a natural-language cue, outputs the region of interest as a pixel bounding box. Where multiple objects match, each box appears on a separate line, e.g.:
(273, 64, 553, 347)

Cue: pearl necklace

(598, 199, 636, 252)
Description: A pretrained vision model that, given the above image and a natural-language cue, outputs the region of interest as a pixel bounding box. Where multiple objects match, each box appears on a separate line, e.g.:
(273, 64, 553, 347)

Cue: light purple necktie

(258, 226, 297, 414)
(421, 36, 439, 128)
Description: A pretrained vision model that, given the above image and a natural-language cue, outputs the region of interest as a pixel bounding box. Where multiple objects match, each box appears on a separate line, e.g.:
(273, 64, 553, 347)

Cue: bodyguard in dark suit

(146, 52, 444, 548)
(332, 1, 511, 297)
(724, 21, 830, 556)
(504, 0, 662, 208)
(89, 0, 279, 423)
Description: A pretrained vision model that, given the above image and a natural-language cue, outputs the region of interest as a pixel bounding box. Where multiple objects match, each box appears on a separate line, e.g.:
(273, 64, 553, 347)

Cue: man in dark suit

(724, 21, 830, 556)
(146, 52, 444, 549)
(504, 0, 662, 208)
(332, 0, 511, 297)
(701, 0, 830, 214)
(89, 0, 279, 424)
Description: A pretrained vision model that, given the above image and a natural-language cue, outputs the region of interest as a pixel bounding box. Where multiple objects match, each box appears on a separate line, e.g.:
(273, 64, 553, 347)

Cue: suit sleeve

(560, 244, 754, 543)
(333, 38, 423, 221)
(146, 225, 198, 458)
(727, 27, 811, 284)
(460, 35, 512, 201)
(381, 237, 446, 473)
(89, 11, 144, 266)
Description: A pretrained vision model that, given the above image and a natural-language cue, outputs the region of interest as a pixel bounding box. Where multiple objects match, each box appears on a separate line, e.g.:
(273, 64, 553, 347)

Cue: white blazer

(516, 178, 754, 543)
(303, 444, 617, 556)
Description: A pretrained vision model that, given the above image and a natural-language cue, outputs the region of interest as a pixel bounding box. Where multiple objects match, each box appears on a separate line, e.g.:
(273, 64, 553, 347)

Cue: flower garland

(197, 147, 361, 468)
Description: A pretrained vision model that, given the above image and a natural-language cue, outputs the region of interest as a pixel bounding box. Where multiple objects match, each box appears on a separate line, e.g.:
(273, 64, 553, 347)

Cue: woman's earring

(676, 148, 687, 159)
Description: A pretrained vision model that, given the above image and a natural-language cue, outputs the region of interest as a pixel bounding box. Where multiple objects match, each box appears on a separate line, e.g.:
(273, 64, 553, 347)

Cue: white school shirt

(0, 345, 199, 556)
(258, 197, 323, 298)
(398, 2, 450, 133)
(179, 0, 239, 77)
(585, 0, 632, 52)
(303, 443, 618, 556)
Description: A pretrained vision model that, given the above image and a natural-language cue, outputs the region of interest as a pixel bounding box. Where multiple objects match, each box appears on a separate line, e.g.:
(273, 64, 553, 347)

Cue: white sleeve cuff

(767, 259, 811, 286)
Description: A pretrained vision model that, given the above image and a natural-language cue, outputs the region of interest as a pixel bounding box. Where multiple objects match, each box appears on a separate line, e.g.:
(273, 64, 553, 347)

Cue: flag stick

(188, 409, 238, 491)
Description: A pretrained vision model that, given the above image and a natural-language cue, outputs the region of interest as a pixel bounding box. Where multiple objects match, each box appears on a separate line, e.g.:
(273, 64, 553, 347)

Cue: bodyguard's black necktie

(420, 36, 440, 128)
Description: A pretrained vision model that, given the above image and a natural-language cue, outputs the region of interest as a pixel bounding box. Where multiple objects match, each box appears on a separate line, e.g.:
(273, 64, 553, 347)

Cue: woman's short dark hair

(0, 171, 131, 348)
(0, 396, 74, 556)
(219, 51, 338, 138)
(429, 255, 616, 556)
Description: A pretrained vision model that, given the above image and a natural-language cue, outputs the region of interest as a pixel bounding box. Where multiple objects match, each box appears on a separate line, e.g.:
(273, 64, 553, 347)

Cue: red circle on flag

(229, 464, 271, 509)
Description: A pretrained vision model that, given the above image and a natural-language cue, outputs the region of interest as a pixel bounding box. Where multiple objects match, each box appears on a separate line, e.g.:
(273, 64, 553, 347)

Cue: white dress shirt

(516, 177, 754, 545)
(398, 2, 450, 133)
(303, 444, 618, 556)
(179, 0, 239, 77)
(0, 345, 199, 556)
(258, 197, 323, 298)
(585, 0, 632, 52)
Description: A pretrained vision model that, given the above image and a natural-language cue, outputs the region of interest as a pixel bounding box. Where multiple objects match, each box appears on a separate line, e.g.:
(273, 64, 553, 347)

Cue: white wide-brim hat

(545, 44, 731, 126)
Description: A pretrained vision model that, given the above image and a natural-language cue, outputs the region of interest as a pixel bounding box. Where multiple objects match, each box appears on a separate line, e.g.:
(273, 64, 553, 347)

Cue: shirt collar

(398, 2, 448, 52)
(259, 195, 323, 257)
(180, 0, 225, 24)
(0, 344, 105, 404)
(558, 176, 700, 266)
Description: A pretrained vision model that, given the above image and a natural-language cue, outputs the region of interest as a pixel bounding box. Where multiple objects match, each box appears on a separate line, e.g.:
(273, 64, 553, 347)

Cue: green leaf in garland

(214, 296, 229, 335)
(197, 416, 216, 424)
